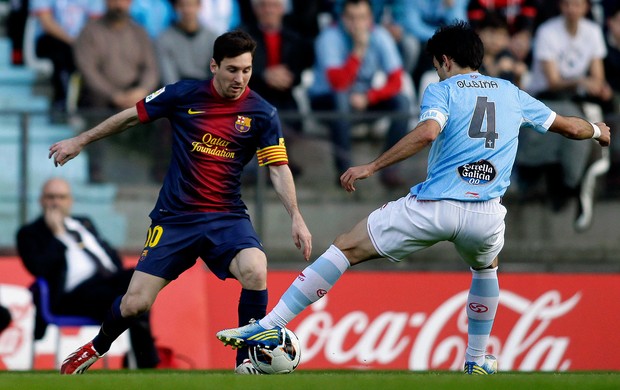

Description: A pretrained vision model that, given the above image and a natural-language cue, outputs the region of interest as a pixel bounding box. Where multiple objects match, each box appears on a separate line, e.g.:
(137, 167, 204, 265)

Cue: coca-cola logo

(468, 303, 488, 312)
(293, 290, 581, 371)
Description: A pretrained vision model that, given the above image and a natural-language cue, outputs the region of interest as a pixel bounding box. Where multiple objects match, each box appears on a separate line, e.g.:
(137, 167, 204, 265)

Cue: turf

(1, 370, 620, 390)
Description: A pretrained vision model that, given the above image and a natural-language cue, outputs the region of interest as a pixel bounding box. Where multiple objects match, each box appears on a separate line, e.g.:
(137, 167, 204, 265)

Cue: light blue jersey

(411, 72, 556, 201)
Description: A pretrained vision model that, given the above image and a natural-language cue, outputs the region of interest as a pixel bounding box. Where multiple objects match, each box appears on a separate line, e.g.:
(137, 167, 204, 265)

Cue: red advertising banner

(0, 256, 618, 371)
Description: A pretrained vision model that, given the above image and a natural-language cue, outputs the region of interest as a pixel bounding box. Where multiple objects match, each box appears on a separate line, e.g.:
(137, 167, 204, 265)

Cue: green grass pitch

(1, 370, 620, 390)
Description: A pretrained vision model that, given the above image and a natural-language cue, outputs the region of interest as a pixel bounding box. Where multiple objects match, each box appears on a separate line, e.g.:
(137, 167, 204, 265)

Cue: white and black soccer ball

(248, 327, 301, 374)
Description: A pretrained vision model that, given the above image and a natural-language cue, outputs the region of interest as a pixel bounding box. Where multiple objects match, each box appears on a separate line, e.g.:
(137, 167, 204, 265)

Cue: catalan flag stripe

(257, 145, 288, 166)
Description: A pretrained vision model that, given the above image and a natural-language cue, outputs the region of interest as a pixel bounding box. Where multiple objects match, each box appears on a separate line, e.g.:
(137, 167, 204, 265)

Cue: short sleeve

(256, 108, 288, 166)
(136, 84, 176, 123)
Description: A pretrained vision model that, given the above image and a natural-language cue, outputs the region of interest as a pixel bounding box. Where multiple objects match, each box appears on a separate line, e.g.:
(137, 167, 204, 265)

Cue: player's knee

(237, 262, 267, 290)
(120, 292, 152, 317)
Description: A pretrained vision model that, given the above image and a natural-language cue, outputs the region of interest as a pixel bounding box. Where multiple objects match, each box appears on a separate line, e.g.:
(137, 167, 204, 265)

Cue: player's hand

(594, 121, 610, 147)
(340, 164, 374, 192)
(291, 214, 312, 261)
(49, 137, 84, 167)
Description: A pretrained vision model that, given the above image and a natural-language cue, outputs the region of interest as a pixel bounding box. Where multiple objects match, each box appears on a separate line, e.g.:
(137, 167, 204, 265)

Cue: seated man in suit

(16, 177, 160, 369)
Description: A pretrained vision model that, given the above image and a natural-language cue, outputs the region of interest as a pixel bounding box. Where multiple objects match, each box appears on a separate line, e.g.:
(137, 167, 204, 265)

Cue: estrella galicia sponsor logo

(457, 159, 496, 185)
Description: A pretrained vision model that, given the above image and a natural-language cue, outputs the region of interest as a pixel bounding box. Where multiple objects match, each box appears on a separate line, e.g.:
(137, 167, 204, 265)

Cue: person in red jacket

(308, 0, 411, 188)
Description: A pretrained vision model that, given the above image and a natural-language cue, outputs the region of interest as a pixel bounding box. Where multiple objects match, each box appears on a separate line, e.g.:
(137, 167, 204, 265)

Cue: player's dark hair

(212, 30, 257, 65)
(426, 21, 484, 71)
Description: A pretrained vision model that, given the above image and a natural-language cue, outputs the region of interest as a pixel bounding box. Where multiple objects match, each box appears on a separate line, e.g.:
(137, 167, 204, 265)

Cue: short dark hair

(426, 21, 484, 70)
(212, 30, 257, 65)
(342, 0, 371, 13)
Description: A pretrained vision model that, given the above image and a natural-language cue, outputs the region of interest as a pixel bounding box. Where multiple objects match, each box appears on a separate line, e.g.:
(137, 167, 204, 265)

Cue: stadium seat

(29, 277, 108, 369)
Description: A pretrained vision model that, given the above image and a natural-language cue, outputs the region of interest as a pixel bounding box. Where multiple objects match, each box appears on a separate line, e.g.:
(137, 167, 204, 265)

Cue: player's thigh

(135, 222, 202, 280)
(198, 213, 264, 281)
(367, 194, 446, 262)
(452, 200, 506, 269)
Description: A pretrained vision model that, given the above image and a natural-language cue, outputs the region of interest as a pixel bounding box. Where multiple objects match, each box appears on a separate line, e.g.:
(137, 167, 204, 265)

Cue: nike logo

(188, 108, 206, 115)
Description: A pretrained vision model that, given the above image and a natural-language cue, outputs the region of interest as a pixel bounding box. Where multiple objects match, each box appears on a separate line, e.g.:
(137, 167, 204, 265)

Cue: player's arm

(49, 107, 140, 167)
(548, 115, 610, 147)
(268, 164, 312, 260)
(340, 119, 441, 192)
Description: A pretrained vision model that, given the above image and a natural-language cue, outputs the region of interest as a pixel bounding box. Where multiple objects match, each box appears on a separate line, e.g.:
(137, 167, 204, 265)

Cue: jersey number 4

(469, 96, 498, 149)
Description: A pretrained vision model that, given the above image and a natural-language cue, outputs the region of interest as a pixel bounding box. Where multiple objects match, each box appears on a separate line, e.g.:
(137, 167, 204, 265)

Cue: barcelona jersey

(136, 79, 288, 219)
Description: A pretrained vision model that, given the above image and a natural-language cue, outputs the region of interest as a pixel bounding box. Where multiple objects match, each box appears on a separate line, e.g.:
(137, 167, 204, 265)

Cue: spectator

(16, 177, 160, 369)
(308, 0, 410, 188)
(73, 0, 160, 182)
(7, 0, 30, 65)
(476, 13, 528, 87)
(282, 0, 323, 40)
(30, 0, 104, 114)
(517, 0, 613, 215)
(603, 3, 620, 195)
(130, 0, 175, 39)
(198, 0, 241, 35)
(467, 0, 539, 68)
(467, 0, 538, 33)
(157, 0, 218, 86)
(604, 3, 620, 99)
(74, 0, 159, 111)
(242, 0, 314, 177)
(154, 0, 218, 181)
(393, 0, 468, 87)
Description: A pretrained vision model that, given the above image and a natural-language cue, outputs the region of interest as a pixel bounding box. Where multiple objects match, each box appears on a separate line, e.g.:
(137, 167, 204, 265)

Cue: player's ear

(210, 58, 218, 74)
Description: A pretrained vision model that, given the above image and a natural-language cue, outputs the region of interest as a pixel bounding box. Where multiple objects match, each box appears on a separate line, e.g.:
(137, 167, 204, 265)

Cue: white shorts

(367, 194, 506, 268)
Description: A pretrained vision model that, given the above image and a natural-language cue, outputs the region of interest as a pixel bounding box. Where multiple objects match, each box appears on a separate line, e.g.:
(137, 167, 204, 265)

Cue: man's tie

(64, 225, 114, 278)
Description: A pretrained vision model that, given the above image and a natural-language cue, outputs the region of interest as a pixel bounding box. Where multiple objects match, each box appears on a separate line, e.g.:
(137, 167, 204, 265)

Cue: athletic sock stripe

(467, 318, 494, 335)
(469, 279, 499, 296)
(309, 256, 345, 285)
(282, 285, 313, 315)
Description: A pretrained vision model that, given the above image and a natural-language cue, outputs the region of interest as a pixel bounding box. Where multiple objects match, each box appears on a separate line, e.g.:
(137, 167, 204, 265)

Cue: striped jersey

(136, 79, 288, 219)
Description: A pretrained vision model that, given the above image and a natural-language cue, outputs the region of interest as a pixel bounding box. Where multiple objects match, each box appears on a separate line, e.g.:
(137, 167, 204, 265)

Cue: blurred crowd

(4, 0, 620, 199)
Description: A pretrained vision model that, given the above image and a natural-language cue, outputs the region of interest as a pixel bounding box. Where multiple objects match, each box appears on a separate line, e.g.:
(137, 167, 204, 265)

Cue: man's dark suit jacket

(16, 215, 123, 313)
(243, 23, 314, 111)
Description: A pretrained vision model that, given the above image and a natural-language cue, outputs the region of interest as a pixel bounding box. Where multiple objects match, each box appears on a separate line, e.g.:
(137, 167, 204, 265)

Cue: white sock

(259, 245, 350, 329)
(465, 267, 499, 365)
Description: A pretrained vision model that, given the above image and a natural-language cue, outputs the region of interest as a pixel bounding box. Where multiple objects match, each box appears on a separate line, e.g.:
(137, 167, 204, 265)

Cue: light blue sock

(465, 267, 499, 365)
(259, 245, 350, 329)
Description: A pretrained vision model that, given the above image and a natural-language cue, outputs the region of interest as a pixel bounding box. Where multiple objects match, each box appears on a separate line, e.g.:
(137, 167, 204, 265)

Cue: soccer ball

(248, 327, 301, 374)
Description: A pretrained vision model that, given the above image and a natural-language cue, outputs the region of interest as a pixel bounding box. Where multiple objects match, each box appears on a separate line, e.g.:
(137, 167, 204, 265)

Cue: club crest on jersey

(457, 159, 496, 185)
(145, 87, 165, 102)
(235, 116, 252, 133)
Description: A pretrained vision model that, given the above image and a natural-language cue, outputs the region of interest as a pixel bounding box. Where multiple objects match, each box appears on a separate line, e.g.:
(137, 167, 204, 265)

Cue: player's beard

(227, 84, 245, 99)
